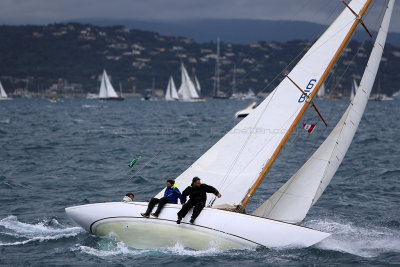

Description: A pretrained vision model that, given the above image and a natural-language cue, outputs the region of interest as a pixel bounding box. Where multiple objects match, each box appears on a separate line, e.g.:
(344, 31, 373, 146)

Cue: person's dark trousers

(177, 199, 205, 220)
(144, 197, 169, 215)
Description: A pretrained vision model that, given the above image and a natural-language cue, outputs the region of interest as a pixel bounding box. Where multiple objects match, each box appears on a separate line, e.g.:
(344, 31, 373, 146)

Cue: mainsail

(0, 80, 8, 99)
(99, 69, 119, 99)
(156, 0, 373, 208)
(178, 64, 200, 101)
(252, 0, 394, 223)
(165, 76, 179, 101)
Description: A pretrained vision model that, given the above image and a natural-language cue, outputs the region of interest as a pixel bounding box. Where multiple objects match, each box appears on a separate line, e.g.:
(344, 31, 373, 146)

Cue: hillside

(0, 23, 399, 97)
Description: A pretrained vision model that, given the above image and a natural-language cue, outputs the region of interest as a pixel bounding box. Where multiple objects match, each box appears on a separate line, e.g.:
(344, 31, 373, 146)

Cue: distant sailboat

(317, 83, 326, 98)
(165, 76, 179, 101)
(350, 79, 358, 100)
(66, 0, 385, 250)
(99, 70, 124, 101)
(177, 63, 203, 102)
(0, 80, 11, 100)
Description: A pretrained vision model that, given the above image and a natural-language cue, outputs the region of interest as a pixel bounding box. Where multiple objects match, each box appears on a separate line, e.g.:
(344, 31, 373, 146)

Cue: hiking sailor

(141, 179, 182, 218)
(177, 177, 221, 224)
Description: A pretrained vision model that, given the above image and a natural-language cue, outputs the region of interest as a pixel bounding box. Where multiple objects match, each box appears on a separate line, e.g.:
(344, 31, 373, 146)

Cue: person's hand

(217, 193, 222, 198)
(182, 202, 185, 206)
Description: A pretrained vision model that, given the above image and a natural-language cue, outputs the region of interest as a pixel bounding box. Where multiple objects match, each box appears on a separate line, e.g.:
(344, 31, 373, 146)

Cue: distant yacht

(177, 63, 204, 102)
(350, 79, 358, 101)
(0, 80, 11, 100)
(165, 75, 179, 101)
(213, 38, 228, 99)
(99, 70, 124, 101)
(235, 101, 258, 118)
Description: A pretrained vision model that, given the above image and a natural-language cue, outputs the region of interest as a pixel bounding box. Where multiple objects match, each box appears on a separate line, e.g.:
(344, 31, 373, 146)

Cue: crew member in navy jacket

(141, 179, 182, 218)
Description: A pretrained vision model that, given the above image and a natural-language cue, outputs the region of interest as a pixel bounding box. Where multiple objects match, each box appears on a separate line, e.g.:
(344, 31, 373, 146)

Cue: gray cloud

(0, 0, 398, 32)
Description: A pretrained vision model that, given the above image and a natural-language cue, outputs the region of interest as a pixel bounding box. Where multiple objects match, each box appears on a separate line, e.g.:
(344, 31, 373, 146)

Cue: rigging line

(228, 0, 317, 87)
(216, 96, 304, 199)
(160, 114, 238, 182)
(211, 88, 282, 199)
(103, 151, 161, 202)
(255, 0, 343, 96)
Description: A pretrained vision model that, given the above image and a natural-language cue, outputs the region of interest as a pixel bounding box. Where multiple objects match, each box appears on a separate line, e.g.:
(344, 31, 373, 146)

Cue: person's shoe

(141, 213, 149, 218)
(176, 216, 182, 224)
(151, 212, 159, 218)
(189, 218, 195, 224)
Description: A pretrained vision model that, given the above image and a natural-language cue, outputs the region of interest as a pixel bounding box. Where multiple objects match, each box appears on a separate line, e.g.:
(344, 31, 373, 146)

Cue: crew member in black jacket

(177, 177, 221, 224)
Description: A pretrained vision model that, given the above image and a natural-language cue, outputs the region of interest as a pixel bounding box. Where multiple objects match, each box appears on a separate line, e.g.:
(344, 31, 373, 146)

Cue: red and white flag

(303, 123, 316, 134)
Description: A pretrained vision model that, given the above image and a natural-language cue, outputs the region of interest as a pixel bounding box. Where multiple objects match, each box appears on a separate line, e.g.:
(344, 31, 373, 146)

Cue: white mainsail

(350, 79, 358, 100)
(99, 69, 119, 99)
(0, 80, 8, 99)
(156, 0, 370, 208)
(178, 64, 200, 101)
(252, 0, 394, 223)
(165, 76, 179, 101)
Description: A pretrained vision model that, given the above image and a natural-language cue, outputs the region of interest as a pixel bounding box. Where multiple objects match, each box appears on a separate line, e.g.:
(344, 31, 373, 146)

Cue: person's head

(166, 179, 175, 187)
(125, 193, 135, 201)
(192, 177, 201, 187)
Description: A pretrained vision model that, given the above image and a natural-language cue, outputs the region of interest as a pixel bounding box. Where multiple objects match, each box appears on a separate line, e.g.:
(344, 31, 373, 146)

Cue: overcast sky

(0, 0, 399, 32)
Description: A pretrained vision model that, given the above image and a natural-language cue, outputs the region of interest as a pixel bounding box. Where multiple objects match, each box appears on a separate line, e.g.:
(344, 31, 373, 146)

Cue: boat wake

(0, 215, 83, 246)
(73, 237, 249, 257)
(305, 218, 400, 258)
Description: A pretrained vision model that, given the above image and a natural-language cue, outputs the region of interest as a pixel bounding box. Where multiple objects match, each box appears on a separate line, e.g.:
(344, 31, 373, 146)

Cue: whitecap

(305, 219, 400, 258)
(0, 215, 83, 246)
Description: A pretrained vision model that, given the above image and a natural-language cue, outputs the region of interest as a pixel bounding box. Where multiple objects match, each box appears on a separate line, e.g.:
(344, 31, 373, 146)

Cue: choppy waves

(307, 218, 400, 258)
(0, 215, 83, 246)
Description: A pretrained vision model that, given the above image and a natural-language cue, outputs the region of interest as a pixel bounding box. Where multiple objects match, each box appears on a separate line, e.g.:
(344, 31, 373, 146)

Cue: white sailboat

(66, 0, 388, 250)
(99, 69, 124, 101)
(177, 63, 203, 102)
(235, 102, 258, 118)
(350, 79, 358, 100)
(0, 80, 11, 100)
(165, 76, 179, 101)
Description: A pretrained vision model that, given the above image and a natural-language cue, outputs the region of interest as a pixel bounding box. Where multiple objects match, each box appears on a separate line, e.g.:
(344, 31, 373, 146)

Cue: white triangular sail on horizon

(350, 79, 358, 100)
(178, 64, 200, 101)
(156, 0, 371, 208)
(99, 69, 119, 99)
(0, 80, 8, 99)
(165, 76, 179, 101)
(317, 83, 326, 98)
(252, 0, 394, 223)
(194, 75, 201, 94)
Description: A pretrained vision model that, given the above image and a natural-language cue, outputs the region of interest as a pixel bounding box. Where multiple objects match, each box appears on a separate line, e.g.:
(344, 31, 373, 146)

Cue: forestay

(156, 0, 369, 208)
(252, 0, 394, 223)
(99, 70, 119, 98)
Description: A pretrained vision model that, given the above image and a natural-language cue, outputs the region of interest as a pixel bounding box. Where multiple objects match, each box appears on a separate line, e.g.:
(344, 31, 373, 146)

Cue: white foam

(0, 215, 83, 246)
(305, 219, 400, 258)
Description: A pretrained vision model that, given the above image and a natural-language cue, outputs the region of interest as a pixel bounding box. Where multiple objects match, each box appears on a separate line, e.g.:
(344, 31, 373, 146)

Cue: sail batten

(253, 0, 394, 223)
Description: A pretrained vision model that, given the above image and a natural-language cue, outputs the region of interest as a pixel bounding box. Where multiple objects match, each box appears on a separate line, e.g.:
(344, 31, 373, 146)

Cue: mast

(213, 37, 220, 97)
(240, 0, 373, 209)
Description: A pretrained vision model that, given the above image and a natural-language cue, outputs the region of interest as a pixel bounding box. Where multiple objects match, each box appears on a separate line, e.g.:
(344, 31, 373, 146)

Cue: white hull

(66, 202, 329, 250)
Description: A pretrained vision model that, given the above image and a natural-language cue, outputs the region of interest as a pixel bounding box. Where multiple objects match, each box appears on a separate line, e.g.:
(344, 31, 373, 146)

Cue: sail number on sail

(298, 79, 317, 103)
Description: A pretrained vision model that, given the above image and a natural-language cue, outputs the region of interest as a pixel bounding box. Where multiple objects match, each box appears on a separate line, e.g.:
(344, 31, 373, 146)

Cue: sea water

(0, 98, 399, 266)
